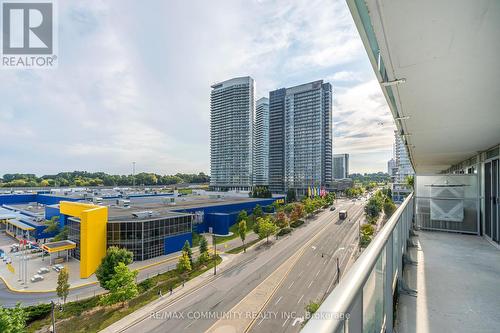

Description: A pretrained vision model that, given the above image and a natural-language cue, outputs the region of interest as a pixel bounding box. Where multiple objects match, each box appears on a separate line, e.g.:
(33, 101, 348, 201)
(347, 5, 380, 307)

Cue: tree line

(0, 171, 210, 188)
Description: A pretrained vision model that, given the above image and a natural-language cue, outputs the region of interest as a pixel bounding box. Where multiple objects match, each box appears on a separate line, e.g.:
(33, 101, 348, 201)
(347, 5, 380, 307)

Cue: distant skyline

(0, 0, 395, 177)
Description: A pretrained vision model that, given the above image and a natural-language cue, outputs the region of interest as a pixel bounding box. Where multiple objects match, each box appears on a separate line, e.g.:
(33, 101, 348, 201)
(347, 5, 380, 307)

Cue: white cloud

(327, 71, 361, 82)
(0, 0, 394, 176)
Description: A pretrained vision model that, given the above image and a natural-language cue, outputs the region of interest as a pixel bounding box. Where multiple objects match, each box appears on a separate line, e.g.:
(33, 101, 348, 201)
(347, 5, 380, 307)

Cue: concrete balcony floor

(396, 230, 500, 333)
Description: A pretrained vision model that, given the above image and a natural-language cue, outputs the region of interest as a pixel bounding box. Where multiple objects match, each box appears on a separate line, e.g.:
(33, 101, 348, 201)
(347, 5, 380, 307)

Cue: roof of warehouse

(6, 219, 35, 231)
(106, 196, 278, 222)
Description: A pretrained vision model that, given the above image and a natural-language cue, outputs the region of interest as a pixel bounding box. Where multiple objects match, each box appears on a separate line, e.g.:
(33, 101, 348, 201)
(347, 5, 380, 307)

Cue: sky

(0, 0, 396, 177)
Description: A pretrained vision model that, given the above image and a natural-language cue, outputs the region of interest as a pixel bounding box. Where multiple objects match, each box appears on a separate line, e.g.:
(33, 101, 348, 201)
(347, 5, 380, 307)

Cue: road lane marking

(184, 320, 195, 329)
(210, 205, 363, 333)
(292, 317, 305, 327)
(257, 316, 265, 326)
(298, 271, 303, 277)
(297, 294, 304, 304)
(282, 316, 290, 327)
(288, 280, 295, 289)
(275, 296, 283, 305)
(308, 280, 314, 288)
(315, 270, 321, 277)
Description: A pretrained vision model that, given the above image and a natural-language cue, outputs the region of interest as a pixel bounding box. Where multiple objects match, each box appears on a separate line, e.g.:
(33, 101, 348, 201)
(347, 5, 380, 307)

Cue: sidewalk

(100, 253, 236, 333)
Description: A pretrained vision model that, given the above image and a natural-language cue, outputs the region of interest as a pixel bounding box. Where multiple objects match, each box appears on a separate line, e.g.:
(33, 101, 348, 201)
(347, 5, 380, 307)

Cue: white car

(37, 267, 50, 274)
(53, 264, 64, 272)
(31, 274, 44, 282)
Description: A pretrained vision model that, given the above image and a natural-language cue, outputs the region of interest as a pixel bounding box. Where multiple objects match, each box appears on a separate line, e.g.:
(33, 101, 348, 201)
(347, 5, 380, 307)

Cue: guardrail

(302, 192, 414, 333)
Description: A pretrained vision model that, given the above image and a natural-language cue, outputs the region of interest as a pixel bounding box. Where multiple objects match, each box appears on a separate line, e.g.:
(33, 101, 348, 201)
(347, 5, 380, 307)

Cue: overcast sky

(0, 0, 396, 176)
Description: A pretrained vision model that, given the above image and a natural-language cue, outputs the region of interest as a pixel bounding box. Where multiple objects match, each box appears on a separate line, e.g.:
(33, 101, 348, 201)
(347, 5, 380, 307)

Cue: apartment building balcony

(302, 191, 500, 333)
(303, 0, 499, 332)
(397, 230, 500, 333)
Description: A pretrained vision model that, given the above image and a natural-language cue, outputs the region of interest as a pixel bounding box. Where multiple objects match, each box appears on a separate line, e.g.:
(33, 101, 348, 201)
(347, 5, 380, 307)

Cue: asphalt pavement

(248, 202, 364, 332)
(118, 199, 363, 333)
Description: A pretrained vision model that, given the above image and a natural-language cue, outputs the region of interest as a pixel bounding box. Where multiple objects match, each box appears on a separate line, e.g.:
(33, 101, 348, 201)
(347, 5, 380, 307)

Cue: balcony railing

(302, 192, 415, 333)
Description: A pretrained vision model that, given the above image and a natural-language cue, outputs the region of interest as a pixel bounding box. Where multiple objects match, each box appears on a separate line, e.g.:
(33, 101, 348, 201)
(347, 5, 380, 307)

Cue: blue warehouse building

(173, 197, 281, 235)
(0, 192, 284, 261)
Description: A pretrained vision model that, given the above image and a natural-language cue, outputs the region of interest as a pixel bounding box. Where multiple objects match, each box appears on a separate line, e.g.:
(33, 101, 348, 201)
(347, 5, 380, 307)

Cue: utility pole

(50, 300, 56, 333)
(213, 234, 217, 276)
(132, 162, 136, 188)
(336, 257, 340, 284)
(358, 218, 361, 253)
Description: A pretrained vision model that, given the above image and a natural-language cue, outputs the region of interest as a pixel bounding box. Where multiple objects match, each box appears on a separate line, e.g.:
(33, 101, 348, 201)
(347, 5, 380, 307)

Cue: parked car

(31, 274, 44, 282)
(37, 267, 50, 274)
(330, 206, 336, 211)
(53, 264, 64, 272)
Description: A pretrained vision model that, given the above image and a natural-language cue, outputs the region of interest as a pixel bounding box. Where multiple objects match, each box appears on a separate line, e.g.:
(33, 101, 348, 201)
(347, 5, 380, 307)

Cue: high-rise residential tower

(210, 76, 255, 191)
(333, 153, 350, 179)
(394, 130, 414, 183)
(269, 80, 333, 195)
(387, 158, 397, 181)
(254, 97, 269, 186)
(392, 130, 415, 202)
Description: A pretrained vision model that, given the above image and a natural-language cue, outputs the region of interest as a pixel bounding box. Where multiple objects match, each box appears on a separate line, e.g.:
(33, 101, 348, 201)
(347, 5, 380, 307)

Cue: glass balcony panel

(362, 248, 386, 333)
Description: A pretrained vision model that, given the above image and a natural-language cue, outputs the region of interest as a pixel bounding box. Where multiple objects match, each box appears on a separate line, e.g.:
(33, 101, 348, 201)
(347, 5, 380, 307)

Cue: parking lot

(0, 233, 94, 291)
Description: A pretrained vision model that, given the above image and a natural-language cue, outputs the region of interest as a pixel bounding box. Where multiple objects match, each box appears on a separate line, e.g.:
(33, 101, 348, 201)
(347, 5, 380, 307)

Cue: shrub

(383, 199, 396, 218)
(360, 224, 375, 247)
(138, 278, 155, 293)
(290, 219, 305, 228)
(277, 227, 292, 236)
(24, 303, 51, 324)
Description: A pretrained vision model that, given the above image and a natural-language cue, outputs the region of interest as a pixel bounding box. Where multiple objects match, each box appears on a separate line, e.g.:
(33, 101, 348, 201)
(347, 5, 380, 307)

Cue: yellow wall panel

(60, 201, 108, 278)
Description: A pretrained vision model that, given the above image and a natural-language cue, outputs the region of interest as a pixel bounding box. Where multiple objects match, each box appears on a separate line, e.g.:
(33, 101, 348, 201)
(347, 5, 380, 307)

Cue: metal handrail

(301, 192, 414, 333)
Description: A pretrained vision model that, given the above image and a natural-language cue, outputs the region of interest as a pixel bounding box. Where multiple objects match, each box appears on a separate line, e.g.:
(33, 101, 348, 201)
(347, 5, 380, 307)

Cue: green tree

(238, 220, 247, 252)
(290, 203, 305, 222)
(286, 188, 296, 202)
(199, 237, 208, 255)
(96, 247, 133, 290)
(303, 198, 315, 216)
(360, 224, 375, 247)
(405, 175, 415, 189)
(99, 263, 138, 306)
(0, 304, 27, 333)
(253, 218, 260, 234)
(177, 251, 192, 274)
(252, 204, 263, 219)
(258, 217, 278, 243)
(250, 186, 272, 198)
(236, 210, 248, 223)
(365, 192, 384, 223)
(43, 216, 60, 234)
(274, 211, 289, 229)
(53, 226, 68, 241)
(383, 199, 396, 218)
(182, 240, 193, 266)
(56, 267, 70, 304)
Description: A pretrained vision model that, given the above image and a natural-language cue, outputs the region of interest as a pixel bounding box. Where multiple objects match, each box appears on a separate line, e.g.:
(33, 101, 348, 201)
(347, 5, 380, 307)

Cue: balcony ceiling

(361, 0, 500, 173)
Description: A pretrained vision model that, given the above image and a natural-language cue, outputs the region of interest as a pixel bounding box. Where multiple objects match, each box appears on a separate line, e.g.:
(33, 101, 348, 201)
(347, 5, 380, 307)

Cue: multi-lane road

(119, 199, 365, 333)
(248, 203, 364, 332)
